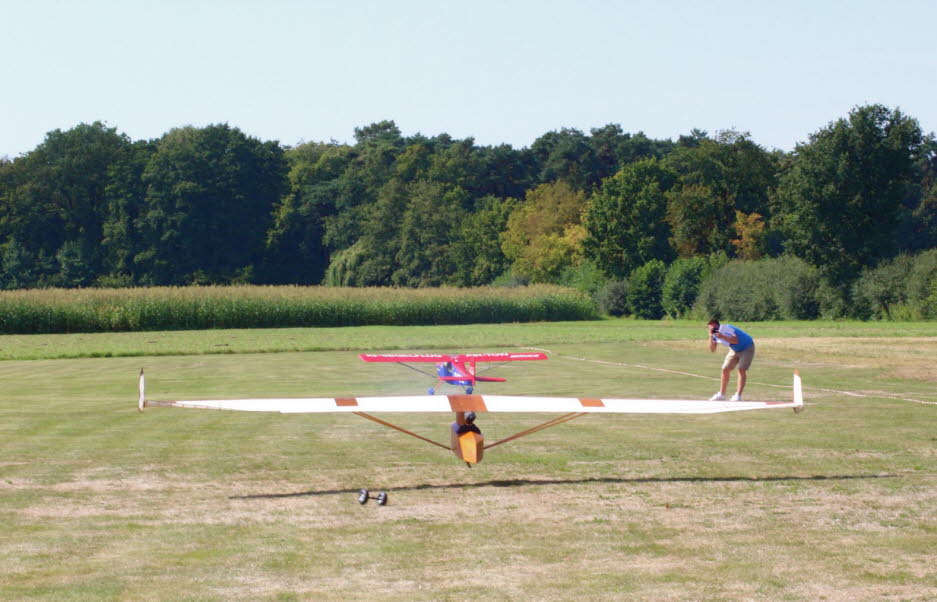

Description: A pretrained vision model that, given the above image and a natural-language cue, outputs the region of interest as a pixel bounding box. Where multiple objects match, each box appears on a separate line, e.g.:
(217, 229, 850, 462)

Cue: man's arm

(719, 332, 739, 345)
(713, 328, 739, 346)
(709, 326, 738, 350)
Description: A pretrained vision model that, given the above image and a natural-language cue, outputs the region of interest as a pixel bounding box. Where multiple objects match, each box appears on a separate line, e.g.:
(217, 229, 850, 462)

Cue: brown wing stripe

(335, 397, 359, 407)
(579, 398, 605, 407)
(448, 395, 488, 412)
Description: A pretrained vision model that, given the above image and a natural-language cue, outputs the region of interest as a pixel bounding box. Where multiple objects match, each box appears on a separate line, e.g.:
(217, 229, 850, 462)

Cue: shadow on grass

(231, 473, 900, 500)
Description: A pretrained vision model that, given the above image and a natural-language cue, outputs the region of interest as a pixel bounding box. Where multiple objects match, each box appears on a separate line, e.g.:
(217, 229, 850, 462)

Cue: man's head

(465, 411, 476, 424)
(708, 319, 720, 334)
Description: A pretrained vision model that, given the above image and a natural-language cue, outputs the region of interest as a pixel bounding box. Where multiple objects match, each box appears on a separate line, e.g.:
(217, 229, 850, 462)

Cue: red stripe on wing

(456, 352, 547, 362)
(359, 353, 450, 363)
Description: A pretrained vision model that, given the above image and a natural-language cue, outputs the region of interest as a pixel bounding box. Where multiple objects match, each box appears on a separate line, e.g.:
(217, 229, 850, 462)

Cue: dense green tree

(100, 139, 157, 284)
(676, 129, 709, 149)
(664, 130, 777, 258)
(356, 178, 411, 285)
(661, 255, 709, 318)
(318, 121, 406, 254)
(0, 237, 41, 290)
(0, 122, 131, 286)
(426, 137, 483, 196)
(583, 158, 677, 278)
(474, 144, 536, 200)
(265, 142, 352, 284)
(897, 136, 937, 252)
(393, 142, 434, 182)
(392, 182, 468, 286)
(589, 125, 675, 183)
(135, 124, 288, 285)
(530, 128, 598, 190)
(2, 112, 934, 294)
(627, 259, 667, 319)
(774, 104, 924, 285)
(450, 195, 519, 286)
(665, 183, 731, 257)
(588, 124, 629, 183)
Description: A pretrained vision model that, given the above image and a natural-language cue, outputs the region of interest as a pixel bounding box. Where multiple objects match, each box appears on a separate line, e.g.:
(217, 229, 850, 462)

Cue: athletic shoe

(710, 392, 726, 401)
(730, 393, 742, 401)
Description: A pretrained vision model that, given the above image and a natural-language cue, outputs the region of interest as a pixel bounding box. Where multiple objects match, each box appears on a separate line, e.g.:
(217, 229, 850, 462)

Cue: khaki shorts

(722, 345, 755, 371)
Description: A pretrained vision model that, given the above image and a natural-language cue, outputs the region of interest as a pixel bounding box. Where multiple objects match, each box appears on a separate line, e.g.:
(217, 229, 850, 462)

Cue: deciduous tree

(775, 104, 924, 285)
(583, 159, 676, 278)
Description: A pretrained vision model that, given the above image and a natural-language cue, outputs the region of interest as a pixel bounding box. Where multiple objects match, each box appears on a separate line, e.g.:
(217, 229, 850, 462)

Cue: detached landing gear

(357, 488, 388, 506)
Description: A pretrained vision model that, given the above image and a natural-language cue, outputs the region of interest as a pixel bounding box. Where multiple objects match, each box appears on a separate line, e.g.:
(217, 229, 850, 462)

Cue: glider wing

(140, 371, 804, 415)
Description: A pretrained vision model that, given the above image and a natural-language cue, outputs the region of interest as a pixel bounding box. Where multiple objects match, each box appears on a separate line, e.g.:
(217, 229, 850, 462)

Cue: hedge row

(594, 250, 937, 321)
(0, 285, 597, 334)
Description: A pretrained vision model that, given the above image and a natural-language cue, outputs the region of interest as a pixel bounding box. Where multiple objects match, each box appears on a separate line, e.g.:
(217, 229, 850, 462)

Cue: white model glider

(138, 368, 804, 466)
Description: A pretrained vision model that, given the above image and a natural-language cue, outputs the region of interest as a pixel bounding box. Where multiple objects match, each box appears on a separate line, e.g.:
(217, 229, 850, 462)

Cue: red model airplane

(358, 352, 548, 394)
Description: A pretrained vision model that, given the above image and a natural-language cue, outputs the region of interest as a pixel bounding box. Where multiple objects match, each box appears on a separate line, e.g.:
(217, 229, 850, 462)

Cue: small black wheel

(357, 489, 369, 505)
(376, 491, 388, 506)
(465, 386, 474, 394)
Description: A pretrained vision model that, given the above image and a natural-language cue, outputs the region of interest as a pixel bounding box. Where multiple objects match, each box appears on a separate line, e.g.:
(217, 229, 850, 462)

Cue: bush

(907, 249, 937, 318)
(558, 259, 606, 298)
(662, 256, 708, 318)
(693, 256, 820, 321)
(766, 256, 820, 319)
(851, 254, 915, 319)
(816, 280, 851, 319)
(924, 280, 937, 319)
(595, 280, 629, 316)
(695, 261, 772, 321)
(847, 250, 937, 320)
(627, 260, 667, 319)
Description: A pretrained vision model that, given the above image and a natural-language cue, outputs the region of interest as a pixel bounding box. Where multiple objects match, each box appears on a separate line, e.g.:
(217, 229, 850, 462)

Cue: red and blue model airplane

(357, 351, 548, 394)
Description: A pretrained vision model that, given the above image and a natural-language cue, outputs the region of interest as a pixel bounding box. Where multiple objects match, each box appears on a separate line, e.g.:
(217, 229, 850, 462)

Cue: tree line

(1, 104, 934, 316)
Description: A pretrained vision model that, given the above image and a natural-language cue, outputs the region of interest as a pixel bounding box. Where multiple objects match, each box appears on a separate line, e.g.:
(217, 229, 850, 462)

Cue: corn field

(0, 285, 597, 334)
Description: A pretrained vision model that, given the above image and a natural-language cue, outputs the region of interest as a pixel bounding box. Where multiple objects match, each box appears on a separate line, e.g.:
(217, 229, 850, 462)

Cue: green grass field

(2, 319, 936, 599)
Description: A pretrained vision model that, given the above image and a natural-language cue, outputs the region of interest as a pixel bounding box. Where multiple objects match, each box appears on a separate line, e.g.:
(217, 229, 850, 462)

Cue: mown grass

(1, 321, 936, 599)
(0, 285, 596, 334)
(5, 318, 937, 361)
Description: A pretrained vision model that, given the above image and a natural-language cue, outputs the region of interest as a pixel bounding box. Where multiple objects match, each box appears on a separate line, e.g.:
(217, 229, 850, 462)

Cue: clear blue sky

(2, 0, 935, 158)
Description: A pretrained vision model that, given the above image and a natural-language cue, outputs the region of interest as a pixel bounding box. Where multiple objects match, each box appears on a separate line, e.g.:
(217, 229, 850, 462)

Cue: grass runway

(1, 319, 936, 599)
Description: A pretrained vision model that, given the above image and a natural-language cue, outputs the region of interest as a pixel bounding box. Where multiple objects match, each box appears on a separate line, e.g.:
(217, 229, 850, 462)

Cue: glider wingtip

(138, 369, 145, 412)
(792, 369, 805, 413)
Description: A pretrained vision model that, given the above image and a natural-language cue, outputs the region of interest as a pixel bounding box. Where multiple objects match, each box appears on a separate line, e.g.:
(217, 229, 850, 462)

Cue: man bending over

(707, 319, 755, 401)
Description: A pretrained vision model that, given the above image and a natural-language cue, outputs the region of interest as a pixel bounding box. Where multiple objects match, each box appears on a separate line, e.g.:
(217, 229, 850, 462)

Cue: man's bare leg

(720, 368, 731, 396)
(736, 369, 747, 396)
